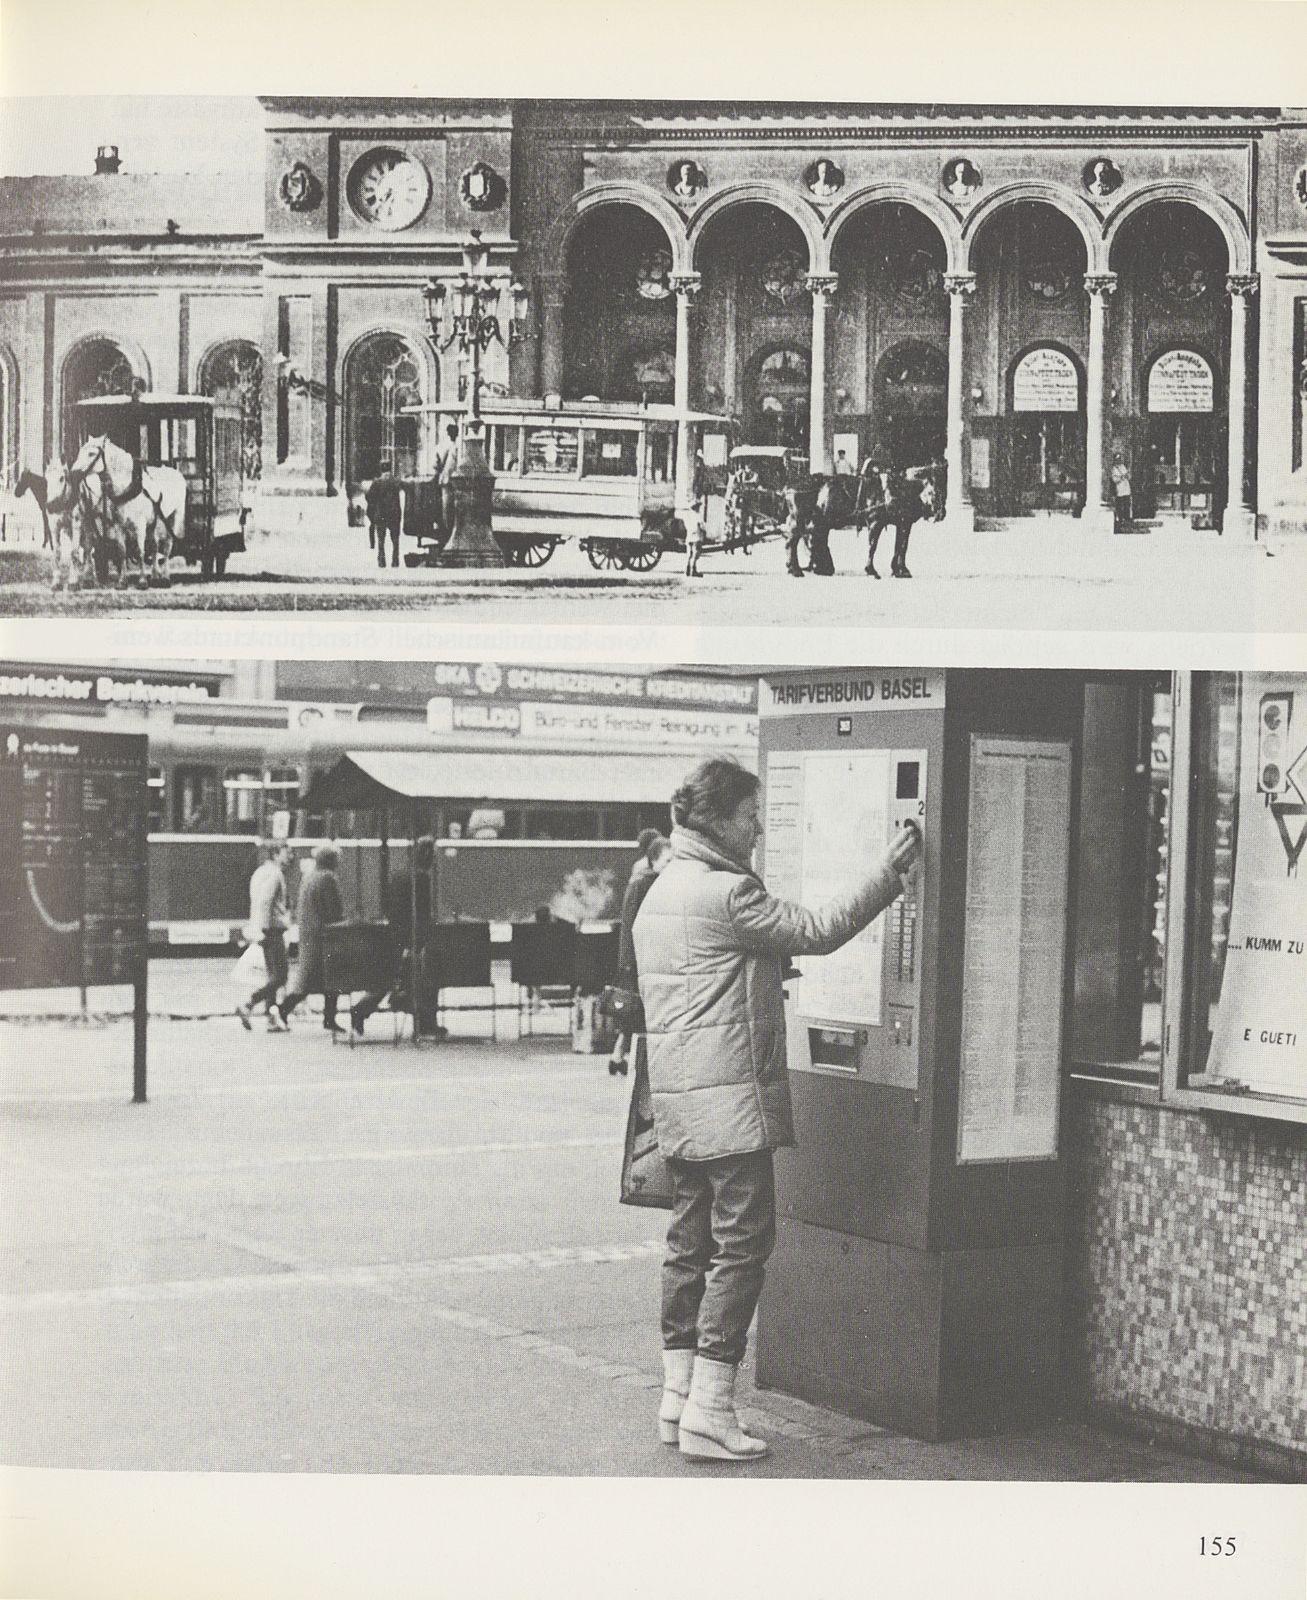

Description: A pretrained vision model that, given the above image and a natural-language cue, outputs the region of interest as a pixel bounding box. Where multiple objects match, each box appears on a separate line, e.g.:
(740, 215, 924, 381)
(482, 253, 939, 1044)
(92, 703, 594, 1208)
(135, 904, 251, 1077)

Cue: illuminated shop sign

(1012, 348, 1080, 413)
(425, 662, 757, 711)
(1147, 349, 1215, 414)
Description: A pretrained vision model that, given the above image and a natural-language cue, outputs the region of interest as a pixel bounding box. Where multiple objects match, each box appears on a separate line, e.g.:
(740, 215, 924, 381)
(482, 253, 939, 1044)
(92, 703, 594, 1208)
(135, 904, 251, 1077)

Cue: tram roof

(306, 748, 717, 811)
(75, 393, 238, 416)
(401, 400, 728, 425)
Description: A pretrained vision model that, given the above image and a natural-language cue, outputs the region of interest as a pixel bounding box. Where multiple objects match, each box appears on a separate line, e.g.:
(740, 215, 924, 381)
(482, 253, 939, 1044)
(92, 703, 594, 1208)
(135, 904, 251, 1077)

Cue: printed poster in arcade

(1207, 677, 1307, 1100)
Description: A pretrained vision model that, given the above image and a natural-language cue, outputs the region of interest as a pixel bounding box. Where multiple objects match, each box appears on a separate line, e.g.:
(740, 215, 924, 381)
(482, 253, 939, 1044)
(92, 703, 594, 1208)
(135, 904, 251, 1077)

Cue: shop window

(1072, 676, 1171, 1083)
(1169, 673, 1306, 1115)
(1074, 673, 1307, 1120)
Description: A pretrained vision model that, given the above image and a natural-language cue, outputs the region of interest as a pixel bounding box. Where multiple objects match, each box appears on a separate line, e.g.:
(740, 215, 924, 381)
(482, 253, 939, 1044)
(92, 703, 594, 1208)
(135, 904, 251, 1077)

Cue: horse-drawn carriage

(722, 446, 810, 544)
(399, 400, 731, 571)
(74, 394, 250, 579)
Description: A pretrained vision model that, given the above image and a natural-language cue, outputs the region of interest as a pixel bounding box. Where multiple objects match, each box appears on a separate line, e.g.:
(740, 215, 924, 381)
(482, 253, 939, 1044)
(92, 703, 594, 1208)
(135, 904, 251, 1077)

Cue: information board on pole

(0, 725, 149, 1098)
(957, 736, 1072, 1164)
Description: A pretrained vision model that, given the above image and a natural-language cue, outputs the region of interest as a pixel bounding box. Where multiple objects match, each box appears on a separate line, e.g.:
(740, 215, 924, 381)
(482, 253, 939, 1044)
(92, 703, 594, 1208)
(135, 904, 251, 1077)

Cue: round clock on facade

(347, 148, 431, 230)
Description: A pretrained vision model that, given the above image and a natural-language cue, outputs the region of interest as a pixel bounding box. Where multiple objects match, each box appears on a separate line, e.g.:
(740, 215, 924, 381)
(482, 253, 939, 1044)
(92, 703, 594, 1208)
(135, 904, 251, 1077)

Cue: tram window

(525, 807, 600, 840)
(1071, 676, 1171, 1081)
(491, 425, 524, 473)
(524, 426, 579, 475)
(223, 768, 263, 835)
(644, 429, 674, 484)
(147, 766, 166, 833)
(174, 764, 219, 832)
(265, 767, 301, 835)
(582, 429, 638, 477)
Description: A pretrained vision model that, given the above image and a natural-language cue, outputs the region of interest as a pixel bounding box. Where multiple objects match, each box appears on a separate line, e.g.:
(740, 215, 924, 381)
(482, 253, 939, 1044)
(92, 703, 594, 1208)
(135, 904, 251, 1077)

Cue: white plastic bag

(232, 940, 267, 993)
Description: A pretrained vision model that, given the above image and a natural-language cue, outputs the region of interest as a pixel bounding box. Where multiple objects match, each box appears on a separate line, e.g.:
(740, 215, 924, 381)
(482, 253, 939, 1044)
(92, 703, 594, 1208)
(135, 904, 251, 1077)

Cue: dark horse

(802, 461, 943, 577)
(861, 465, 941, 578)
(14, 470, 53, 548)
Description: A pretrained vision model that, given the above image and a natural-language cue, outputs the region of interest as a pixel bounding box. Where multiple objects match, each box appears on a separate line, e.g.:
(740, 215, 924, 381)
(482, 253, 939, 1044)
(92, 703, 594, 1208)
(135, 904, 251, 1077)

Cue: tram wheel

(586, 542, 624, 571)
(515, 538, 557, 568)
(623, 545, 662, 573)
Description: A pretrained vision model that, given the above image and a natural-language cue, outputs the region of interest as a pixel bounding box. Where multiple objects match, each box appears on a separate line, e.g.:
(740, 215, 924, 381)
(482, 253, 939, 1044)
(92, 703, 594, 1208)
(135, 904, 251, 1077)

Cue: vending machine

(754, 669, 1083, 1439)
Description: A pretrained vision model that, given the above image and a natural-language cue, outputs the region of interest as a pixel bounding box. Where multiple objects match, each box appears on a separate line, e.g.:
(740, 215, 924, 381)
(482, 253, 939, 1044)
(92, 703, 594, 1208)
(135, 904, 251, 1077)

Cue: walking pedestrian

(237, 841, 294, 1032)
(350, 836, 444, 1041)
(633, 757, 921, 1461)
(277, 844, 345, 1033)
(606, 834, 672, 1077)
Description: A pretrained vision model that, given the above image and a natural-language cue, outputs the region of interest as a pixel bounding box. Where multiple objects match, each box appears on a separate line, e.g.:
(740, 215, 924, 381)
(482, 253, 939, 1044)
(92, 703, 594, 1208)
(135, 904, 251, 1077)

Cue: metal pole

(410, 803, 420, 1047)
(132, 966, 147, 1103)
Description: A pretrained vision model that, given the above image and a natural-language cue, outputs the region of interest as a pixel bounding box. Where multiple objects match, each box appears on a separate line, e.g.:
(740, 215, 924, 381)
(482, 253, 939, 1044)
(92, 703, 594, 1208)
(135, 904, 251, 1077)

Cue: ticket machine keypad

(891, 893, 918, 982)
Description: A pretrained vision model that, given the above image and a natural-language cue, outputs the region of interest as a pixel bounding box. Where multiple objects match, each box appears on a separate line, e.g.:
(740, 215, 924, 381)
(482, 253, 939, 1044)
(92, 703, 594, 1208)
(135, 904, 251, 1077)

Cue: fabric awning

(305, 749, 697, 811)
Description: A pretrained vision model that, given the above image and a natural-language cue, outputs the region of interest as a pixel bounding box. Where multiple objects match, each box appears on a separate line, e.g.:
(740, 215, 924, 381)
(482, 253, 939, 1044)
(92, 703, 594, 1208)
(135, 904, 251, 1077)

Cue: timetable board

(0, 726, 148, 992)
(956, 736, 1072, 1164)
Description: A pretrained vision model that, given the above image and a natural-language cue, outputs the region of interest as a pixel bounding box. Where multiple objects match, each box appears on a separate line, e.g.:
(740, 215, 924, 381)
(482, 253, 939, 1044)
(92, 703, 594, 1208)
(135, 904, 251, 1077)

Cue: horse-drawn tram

(404, 400, 731, 571)
(75, 393, 250, 579)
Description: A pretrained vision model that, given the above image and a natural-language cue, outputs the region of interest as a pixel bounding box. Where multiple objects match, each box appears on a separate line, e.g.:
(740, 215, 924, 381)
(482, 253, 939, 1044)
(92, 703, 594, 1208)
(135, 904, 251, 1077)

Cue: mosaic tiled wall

(1066, 1088, 1307, 1470)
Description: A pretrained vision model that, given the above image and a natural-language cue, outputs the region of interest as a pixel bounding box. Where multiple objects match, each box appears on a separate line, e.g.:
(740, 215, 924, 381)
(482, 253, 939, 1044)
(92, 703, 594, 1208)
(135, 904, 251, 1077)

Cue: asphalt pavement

(0, 959, 1269, 1483)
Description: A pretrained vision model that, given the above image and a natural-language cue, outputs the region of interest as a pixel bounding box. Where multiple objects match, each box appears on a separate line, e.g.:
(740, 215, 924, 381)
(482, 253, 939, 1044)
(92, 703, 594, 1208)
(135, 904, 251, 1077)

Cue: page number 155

(1199, 1536, 1238, 1556)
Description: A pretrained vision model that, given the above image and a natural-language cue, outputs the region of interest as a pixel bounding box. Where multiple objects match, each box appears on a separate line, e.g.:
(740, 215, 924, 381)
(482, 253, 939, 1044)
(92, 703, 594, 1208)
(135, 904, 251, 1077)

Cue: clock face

(347, 148, 431, 231)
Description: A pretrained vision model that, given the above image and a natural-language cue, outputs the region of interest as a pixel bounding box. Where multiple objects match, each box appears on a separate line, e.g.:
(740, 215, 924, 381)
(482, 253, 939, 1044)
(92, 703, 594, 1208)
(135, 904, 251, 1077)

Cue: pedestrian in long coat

(632, 756, 920, 1461)
(278, 844, 345, 1032)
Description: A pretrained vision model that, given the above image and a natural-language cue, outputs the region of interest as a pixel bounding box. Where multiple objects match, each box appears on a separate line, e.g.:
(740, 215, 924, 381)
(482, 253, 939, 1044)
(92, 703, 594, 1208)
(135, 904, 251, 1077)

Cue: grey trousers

(662, 1149, 776, 1366)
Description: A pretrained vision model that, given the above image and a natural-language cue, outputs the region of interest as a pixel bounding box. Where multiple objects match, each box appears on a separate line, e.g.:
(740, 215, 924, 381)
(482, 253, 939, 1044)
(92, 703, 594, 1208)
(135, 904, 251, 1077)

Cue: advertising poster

(1206, 677, 1307, 1099)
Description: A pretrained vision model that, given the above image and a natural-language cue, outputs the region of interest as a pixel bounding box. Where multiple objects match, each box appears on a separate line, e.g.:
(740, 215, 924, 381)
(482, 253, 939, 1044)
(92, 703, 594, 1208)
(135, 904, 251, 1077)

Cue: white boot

(677, 1356, 769, 1461)
(659, 1348, 695, 1445)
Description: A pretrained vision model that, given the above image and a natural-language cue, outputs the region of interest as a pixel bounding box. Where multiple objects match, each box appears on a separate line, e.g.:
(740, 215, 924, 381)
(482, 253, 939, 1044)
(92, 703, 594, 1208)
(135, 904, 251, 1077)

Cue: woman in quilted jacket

(633, 756, 920, 1461)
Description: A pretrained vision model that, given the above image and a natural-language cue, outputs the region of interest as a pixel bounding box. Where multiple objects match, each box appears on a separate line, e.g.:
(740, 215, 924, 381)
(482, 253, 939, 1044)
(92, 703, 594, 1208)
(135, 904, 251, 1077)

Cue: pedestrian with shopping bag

(236, 841, 293, 1032)
(633, 756, 921, 1461)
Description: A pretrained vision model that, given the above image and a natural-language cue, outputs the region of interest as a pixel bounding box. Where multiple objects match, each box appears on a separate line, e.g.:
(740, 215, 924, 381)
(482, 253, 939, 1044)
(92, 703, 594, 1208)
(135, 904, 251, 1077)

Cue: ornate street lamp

(423, 230, 530, 567)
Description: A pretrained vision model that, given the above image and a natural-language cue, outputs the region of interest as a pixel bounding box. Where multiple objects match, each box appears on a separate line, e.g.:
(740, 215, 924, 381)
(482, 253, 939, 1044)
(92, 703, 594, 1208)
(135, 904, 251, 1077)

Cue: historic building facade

(2, 99, 1306, 538)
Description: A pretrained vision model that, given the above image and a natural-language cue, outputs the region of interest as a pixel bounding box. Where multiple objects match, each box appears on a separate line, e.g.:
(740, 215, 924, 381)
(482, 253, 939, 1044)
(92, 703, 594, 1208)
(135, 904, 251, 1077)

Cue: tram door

(1145, 350, 1218, 521)
(876, 343, 947, 470)
(1007, 347, 1085, 515)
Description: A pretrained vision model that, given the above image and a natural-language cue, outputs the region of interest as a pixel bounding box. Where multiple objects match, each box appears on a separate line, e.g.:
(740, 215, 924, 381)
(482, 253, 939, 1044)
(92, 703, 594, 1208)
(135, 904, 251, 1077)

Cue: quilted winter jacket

(632, 825, 904, 1161)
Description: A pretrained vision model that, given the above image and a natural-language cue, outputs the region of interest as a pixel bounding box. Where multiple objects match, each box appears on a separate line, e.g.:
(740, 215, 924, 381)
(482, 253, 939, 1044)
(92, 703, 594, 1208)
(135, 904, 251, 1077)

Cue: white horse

(70, 435, 186, 588)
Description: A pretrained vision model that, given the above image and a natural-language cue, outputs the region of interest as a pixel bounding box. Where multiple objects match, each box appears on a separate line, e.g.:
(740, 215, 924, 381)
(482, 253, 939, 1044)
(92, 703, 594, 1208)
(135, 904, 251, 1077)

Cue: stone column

(1225, 273, 1259, 540)
(539, 272, 568, 398)
(944, 273, 976, 529)
(1083, 273, 1118, 535)
(806, 274, 838, 473)
(670, 272, 702, 513)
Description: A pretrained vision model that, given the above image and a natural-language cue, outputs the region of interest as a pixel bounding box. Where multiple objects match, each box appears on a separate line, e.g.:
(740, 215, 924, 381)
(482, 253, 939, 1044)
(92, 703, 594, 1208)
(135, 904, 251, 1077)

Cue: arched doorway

(60, 338, 141, 458)
(344, 333, 425, 483)
(1109, 203, 1230, 524)
(198, 339, 264, 482)
(830, 202, 950, 468)
(694, 202, 812, 442)
(563, 205, 677, 403)
(1145, 347, 1219, 519)
(875, 340, 947, 467)
(969, 201, 1089, 516)
(1007, 345, 1086, 512)
(747, 346, 809, 448)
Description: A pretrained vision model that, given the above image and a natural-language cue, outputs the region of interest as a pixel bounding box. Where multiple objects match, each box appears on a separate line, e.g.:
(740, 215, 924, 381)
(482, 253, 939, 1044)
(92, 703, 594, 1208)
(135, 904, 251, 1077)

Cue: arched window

(749, 346, 809, 448)
(199, 340, 264, 481)
(344, 334, 425, 483)
(61, 338, 140, 458)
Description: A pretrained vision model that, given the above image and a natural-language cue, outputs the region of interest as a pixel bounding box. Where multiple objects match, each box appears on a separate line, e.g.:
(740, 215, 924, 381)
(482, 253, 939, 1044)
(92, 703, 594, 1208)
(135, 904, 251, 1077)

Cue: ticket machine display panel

(763, 745, 928, 1089)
